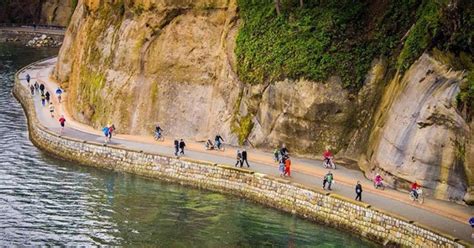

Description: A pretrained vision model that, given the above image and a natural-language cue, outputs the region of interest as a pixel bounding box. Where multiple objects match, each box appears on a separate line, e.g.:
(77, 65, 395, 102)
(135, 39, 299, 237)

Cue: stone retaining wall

(0, 29, 63, 43)
(12, 61, 469, 248)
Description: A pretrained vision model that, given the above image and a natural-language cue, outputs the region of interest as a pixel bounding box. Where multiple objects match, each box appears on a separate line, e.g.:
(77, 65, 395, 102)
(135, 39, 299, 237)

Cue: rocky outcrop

(364, 54, 470, 202)
(40, 0, 75, 26)
(55, 0, 241, 141)
(26, 34, 62, 47)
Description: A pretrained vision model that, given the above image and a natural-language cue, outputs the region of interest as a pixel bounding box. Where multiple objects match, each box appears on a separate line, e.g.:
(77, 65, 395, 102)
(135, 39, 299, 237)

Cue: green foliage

(78, 66, 107, 124)
(397, 0, 447, 72)
(457, 71, 474, 120)
(235, 0, 418, 90)
(232, 115, 254, 145)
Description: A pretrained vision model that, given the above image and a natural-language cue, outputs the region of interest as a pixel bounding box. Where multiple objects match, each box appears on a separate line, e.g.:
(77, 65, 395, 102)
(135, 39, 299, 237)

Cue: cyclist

(411, 181, 420, 199)
(323, 148, 334, 168)
(374, 174, 384, 188)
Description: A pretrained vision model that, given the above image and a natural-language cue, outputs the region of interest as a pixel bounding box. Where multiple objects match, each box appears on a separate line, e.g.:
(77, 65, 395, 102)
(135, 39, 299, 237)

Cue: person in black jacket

(179, 139, 186, 155)
(235, 150, 242, 167)
(241, 149, 250, 168)
(39, 83, 45, 94)
(355, 181, 363, 201)
(45, 91, 50, 104)
(174, 140, 179, 156)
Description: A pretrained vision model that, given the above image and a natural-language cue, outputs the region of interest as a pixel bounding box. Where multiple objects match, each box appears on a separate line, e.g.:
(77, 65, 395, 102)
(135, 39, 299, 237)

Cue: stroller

(205, 139, 215, 150)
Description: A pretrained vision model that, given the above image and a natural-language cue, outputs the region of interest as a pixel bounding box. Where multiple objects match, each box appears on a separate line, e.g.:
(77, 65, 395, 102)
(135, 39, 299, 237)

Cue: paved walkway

(0, 26, 65, 35)
(18, 58, 474, 243)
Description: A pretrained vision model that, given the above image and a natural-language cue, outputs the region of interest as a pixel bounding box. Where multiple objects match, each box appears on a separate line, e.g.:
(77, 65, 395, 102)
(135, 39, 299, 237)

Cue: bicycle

(216, 142, 225, 152)
(154, 131, 165, 142)
(374, 180, 385, 190)
(409, 188, 424, 204)
(323, 158, 336, 169)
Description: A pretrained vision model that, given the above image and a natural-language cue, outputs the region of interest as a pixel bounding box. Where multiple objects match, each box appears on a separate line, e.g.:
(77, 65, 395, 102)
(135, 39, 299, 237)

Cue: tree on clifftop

(274, 0, 281, 15)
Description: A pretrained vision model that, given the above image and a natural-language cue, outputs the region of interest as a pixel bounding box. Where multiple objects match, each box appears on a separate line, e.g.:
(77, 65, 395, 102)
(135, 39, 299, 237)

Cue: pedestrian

(102, 126, 110, 143)
(58, 115, 66, 135)
(39, 83, 45, 94)
(323, 171, 333, 190)
(45, 91, 50, 104)
(34, 81, 39, 92)
(108, 124, 115, 141)
(284, 156, 291, 177)
(55, 87, 63, 103)
(241, 149, 250, 167)
(235, 150, 243, 167)
(355, 181, 362, 201)
(469, 216, 474, 239)
(26, 73, 30, 84)
(30, 84, 35, 95)
(273, 148, 280, 162)
(33, 22, 37, 31)
(49, 104, 54, 118)
(174, 139, 179, 156)
(179, 139, 186, 155)
(279, 156, 285, 177)
(41, 93, 46, 106)
(280, 144, 289, 157)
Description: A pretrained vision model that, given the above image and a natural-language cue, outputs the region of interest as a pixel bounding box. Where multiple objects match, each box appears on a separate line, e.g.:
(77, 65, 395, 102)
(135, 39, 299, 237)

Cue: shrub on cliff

(235, 0, 472, 91)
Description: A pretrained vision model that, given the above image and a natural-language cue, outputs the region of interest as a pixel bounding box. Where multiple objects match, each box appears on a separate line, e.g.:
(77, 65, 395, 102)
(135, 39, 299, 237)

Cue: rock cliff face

(54, 0, 473, 203)
(364, 54, 470, 202)
(40, 0, 75, 26)
(55, 0, 241, 141)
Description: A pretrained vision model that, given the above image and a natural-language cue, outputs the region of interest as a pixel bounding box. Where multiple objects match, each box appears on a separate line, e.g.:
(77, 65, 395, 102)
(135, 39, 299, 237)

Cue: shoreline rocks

(26, 34, 62, 48)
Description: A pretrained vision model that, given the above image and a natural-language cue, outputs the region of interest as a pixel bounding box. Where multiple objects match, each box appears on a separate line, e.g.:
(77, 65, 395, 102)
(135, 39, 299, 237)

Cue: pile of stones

(26, 34, 62, 48)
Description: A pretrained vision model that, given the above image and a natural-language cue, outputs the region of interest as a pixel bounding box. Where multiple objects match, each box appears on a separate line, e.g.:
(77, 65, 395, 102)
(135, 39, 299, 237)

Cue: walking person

(284, 156, 291, 177)
(241, 149, 250, 167)
(45, 91, 50, 104)
(273, 148, 280, 162)
(174, 139, 179, 156)
(30, 84, 35, 95)
(355, 181, 363, 201)
(215, 134, 224, 150)
(179, 139, 186, 155)
(41, 93, 46, 106)
(280, 144, 289, 157)
(102, 126, 110, 143)
(55, 87, 63, 103)
(323, 171, 334, 190)
(49, 104, 55, 118)
(26, 73, 31, 84)
(39, 83, 45, 95)
(108, 124, 115, 142)
(34, 81, 39, 92)
(235, 150, 243, 167)
(58, 115, 66, 135)
(279, 156, 285, 177)
(469, 216, 474, 239)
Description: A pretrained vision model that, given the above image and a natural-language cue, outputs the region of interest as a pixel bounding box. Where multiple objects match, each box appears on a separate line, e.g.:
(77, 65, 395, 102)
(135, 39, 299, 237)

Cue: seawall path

(13, 57, 474, 245)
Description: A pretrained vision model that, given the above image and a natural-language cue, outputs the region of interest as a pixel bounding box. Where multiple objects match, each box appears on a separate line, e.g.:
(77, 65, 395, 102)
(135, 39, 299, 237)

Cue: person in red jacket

(411, 181, 420, 199)
(58, 115, 66, 135)
(323, 148, 334, 168)
(284, 157, 291, 177)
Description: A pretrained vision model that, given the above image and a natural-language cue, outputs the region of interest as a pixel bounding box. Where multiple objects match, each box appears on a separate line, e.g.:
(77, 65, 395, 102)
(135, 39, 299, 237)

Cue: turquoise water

(0, 42, 375, 246)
